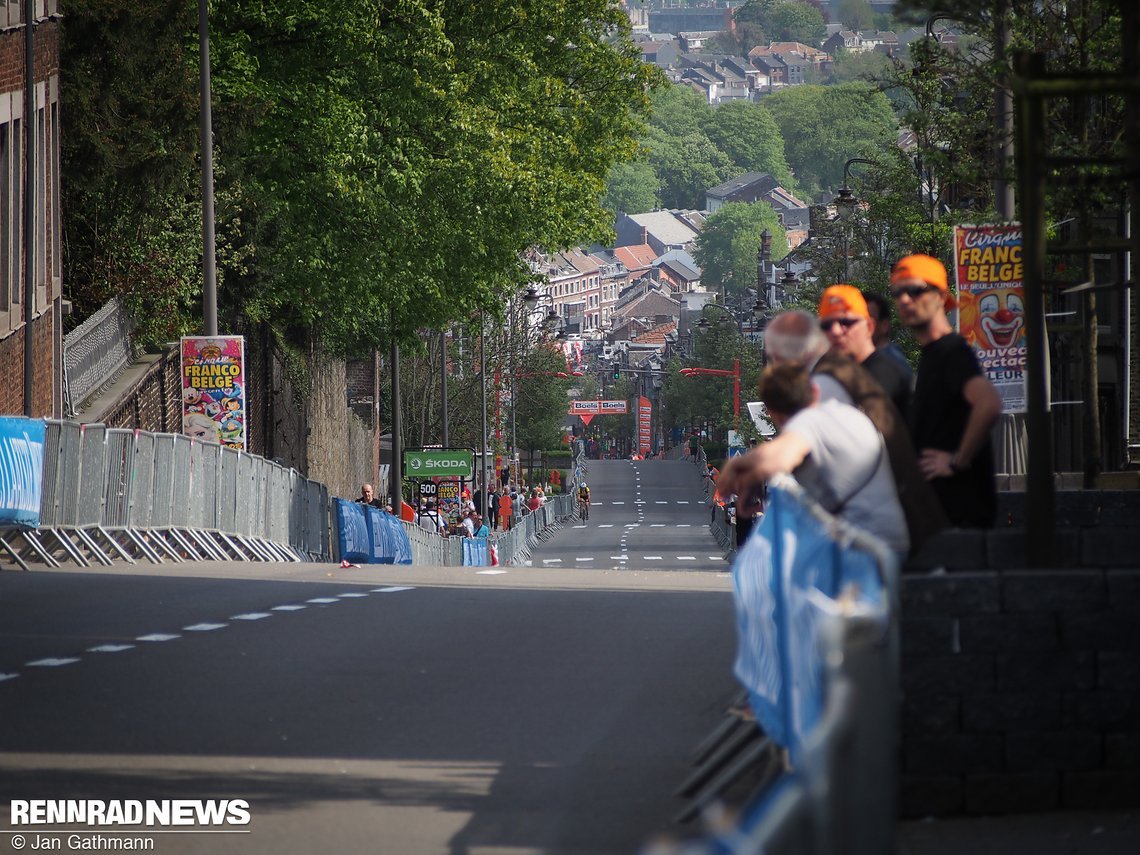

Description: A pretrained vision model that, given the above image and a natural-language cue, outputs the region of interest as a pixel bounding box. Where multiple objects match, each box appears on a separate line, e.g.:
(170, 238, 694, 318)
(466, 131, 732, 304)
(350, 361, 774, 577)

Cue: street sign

(569, 400, 628, 415)
(403, 448, 474, 479)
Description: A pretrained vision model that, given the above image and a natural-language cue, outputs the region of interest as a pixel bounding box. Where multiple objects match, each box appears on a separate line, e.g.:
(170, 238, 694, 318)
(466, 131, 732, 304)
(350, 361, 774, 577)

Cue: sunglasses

(819, 317, 862, 331)
(890, 284, 935, 300)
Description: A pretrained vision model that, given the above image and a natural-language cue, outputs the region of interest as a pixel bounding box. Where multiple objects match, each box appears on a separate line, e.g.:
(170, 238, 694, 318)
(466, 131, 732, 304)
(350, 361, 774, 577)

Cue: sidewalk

(898, 810, 1140, 854)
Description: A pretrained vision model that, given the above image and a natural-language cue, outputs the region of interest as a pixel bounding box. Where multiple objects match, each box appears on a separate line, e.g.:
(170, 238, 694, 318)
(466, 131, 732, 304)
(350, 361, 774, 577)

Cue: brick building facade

(0, 3, 62, 417)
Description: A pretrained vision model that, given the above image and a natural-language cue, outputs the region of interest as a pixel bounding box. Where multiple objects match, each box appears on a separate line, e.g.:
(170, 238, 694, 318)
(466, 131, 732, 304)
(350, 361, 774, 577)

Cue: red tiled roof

(633, 321, 677, 346)
(614, 244, 657, 270)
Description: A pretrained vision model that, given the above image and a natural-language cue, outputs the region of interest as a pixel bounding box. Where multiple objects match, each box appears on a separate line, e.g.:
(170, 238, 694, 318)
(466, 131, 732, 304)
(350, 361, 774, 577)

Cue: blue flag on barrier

(732, 486, 885, 760)
(462, 538, 488, 566)
(0, 417, 46, 528)
(335, 500, 371, 564)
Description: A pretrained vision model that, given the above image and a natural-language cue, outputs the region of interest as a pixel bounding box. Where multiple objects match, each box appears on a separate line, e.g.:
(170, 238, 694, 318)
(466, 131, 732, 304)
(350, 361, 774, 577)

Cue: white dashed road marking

(230, 613, 273, 621)
(307, 597, 339, 604)
(677, 556, 697, 561)
(677, 501, 690, 504)
(573, 525, 587, 529)
(26, 657, 81, 667)
(611, 555, 628, 561)
(88, 644, 134, 653)
(709, 555, 725, 561)
(0, 673, 18, 682)
(677, 524, 691, 527)
(137, 634, 180, 643)
(650, 524, 665, 528)
(598, 524, 613, 528)
(611, 501, 625, 505)
(184, 623, 227, 632)
(337, 593, 369, 598)
(575, 557, 594, 562)
(372, 586, 415, 593)
(542, 559, 562, 565)
(643, 556, 663, 561)
(655, 501, 668, 504)
(272, 605, 307, 611)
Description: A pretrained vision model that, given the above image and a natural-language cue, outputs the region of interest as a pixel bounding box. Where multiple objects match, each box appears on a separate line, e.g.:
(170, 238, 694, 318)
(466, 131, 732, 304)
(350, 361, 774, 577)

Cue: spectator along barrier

(661, 474, 898, 855)
(0, 417, 330, 570)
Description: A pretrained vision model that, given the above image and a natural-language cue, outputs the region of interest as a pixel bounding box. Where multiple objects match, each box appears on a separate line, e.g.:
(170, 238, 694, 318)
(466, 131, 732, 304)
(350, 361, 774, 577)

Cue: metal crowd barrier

(62, 296, 135, 416)
(658, 474, 898, 855)
(1, 418, 331, 571)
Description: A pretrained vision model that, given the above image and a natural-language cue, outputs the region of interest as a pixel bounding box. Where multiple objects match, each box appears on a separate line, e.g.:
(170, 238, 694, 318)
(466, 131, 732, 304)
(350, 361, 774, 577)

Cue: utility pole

(439, 330, 449, 446)
(390, 337, 402, 511)
(198, 0, 218, 336)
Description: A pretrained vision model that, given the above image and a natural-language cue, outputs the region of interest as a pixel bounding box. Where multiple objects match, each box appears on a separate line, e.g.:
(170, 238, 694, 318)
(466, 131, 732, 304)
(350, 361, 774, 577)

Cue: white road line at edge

(372, 586, 415, 592)
(26, 657, 81, 667)
(477, 569, 507, 575)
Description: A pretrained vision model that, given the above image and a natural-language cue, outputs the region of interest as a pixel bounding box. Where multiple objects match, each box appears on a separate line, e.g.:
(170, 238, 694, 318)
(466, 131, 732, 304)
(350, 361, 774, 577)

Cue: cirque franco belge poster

(180, 336, 248, 450)
(952, 224, 1026, 413)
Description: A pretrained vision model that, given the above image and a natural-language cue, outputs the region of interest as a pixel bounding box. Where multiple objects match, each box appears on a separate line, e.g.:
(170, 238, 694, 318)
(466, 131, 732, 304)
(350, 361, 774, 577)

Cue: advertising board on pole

(568, 400, 629, 415)
(403, 448, 474, 479)
(637, 396, 652, 456)
(952, 224, 1026, 413)
(180, 336, 247, 450)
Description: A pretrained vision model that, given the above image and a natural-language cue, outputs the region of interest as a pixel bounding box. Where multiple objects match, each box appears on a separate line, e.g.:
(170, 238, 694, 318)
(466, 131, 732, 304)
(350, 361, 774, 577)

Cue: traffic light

(611, 365, 620, 381)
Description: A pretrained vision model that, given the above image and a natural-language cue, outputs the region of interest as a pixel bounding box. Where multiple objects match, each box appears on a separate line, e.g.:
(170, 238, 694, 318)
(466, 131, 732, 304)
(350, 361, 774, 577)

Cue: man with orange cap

(890, 254, 1003, 528)
(817, 284, 912, 418)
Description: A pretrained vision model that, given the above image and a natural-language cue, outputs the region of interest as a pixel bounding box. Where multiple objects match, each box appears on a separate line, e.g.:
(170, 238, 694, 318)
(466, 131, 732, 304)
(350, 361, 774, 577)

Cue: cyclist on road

(578, 482, 591, 519)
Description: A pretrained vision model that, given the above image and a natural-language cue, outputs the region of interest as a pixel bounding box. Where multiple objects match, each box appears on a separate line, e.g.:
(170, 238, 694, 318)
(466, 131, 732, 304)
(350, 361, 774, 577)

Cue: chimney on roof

(639, 226, 648, 245)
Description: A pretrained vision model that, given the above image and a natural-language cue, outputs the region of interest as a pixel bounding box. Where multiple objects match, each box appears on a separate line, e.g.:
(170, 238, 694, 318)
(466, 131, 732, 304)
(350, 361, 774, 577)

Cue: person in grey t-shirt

(718, 363, 909, 556)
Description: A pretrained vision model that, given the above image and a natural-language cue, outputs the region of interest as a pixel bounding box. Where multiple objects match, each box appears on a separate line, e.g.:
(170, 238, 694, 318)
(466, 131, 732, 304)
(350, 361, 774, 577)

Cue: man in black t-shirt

(817, 285, 912, 418)
(891, 254, 1003, 528)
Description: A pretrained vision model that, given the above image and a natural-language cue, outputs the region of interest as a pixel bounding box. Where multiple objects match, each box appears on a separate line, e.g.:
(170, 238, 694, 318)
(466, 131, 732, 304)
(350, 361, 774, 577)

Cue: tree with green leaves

(761, 83, 899, 198)
(837, 0, 875, 32)
(601, 160, 659, 216)
(693, 202, 789, 299)
(514, 344, 575, 474)
(642, 126, 738, 211)
(701, 101, 797, 191)
(63, 1, 662, 357)
(660, 311, 762, 439)
(732, 0, 827, 53)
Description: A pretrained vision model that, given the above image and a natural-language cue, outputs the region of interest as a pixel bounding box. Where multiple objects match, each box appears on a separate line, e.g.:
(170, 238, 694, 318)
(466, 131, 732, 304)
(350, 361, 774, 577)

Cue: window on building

(10, 117, 20, 308)
(0, 122, 8, 314)
(36, 105, 46, 310)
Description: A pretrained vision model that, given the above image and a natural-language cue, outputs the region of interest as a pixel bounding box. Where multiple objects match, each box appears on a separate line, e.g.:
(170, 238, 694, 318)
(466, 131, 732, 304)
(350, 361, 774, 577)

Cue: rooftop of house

(625, 210, 701, 247)
(613, 244, 658, 270)
(706, 171, 778, 199)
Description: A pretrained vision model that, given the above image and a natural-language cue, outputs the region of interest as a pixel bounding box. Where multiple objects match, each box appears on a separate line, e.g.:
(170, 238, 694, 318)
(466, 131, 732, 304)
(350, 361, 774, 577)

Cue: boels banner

(953, 224, 1026, 413)
(568, 400, 628, 415)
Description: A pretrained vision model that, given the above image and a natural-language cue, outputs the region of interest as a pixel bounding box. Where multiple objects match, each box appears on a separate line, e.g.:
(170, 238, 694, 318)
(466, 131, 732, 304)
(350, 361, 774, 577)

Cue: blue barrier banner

(0, 417, 46, 528)
(462, 538, 488, 566)
(733, 486, 885, 761)
(366, 506, 395, 564)
(335, 499, 371, 564)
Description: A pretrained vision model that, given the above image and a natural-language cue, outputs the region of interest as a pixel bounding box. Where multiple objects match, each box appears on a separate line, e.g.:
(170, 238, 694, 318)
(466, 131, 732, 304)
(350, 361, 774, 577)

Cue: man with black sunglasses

(817, 285, 912, 418)
(891, 254, 1003, 528)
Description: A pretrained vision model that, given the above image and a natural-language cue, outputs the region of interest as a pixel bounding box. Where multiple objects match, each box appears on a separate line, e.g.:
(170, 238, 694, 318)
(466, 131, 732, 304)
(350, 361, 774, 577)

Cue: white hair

(763, 311, 829, 366)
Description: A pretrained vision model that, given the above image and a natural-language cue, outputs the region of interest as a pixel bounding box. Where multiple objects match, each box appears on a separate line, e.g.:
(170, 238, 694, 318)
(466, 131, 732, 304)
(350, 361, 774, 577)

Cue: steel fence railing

(0, 419, 331, 570)
(62, 297, 135, 416)
(670, 474, 898, 855)
(2, 417, 578, 572)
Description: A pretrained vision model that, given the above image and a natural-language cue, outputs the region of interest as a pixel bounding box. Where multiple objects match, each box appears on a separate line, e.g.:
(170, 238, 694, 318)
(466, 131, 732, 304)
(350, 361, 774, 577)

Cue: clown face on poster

(180, 336, 248, 450)
(953, 224, 1026, 413)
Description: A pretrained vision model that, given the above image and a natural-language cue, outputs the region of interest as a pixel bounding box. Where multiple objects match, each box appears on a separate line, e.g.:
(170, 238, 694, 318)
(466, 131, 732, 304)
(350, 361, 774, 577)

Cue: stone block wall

(900, 496, 1140, 817)
(95, 327, 375, 501)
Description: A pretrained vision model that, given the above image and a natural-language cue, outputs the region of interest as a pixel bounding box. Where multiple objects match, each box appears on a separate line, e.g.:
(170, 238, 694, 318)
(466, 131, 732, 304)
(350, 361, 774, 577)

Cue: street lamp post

(836, 157, 875, 280)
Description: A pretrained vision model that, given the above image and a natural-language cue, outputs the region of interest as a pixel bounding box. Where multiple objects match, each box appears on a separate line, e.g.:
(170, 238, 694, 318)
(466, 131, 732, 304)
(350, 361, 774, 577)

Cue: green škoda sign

(403, 449, 474, 479)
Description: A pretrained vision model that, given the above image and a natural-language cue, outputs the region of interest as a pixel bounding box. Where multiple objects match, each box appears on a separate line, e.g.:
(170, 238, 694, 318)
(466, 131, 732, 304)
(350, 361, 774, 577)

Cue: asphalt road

(0, 547, 737, 854)
(530, 458, 727, 573)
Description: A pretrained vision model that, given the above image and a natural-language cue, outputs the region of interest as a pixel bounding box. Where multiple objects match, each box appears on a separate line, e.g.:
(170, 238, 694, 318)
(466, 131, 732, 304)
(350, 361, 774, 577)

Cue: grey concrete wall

(900, 494, 1140, 817)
